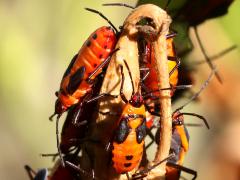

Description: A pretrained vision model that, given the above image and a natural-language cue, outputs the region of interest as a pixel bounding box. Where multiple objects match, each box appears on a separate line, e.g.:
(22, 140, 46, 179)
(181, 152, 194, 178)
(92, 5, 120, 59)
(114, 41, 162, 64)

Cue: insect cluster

(25, 3, 218, 180)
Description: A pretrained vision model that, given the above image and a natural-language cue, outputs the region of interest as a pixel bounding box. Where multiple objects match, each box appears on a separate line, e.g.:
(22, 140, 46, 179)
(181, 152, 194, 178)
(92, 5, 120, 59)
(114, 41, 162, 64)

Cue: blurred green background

(0, 0, 239, 179)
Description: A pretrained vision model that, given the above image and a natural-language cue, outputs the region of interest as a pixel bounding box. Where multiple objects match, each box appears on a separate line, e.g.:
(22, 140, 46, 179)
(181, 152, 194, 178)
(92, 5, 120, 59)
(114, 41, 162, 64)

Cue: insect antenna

(123, 59, 135, 96)
(164, 0, 172, 10)
(174, 67, 216, 113)
(85, 8, 118, 34)
(119, 65, 128, 103)
(65, 161, 99, 180)
(24, 165, 36, 180)
(102, 3, 135, 9)
(56, 115, 65, 167)
(194, 26, 222, 83)
(185, 123, 203, 127)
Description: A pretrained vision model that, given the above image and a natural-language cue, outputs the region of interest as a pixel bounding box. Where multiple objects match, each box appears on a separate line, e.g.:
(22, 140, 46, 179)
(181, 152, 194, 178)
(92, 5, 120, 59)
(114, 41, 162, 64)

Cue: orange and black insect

(151, 70, 216, 180)
(110, 60, 148, 174)
(109, 60, 176, 175)
(167, 114, 195, 180)
(49, 8, 120, 122)
(167, 112, 195, 180)
(139, 33, 180, 98)
(50, 26, 117, 121)
(153, 111, 209, 180)
(48, 8, 122, 166)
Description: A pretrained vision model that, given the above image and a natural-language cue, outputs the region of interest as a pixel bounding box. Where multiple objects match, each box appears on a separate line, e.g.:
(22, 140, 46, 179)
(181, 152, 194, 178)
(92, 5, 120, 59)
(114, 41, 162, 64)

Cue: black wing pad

(136, 118, 147, 144)
(67, 66, 86, 95)
(114, 117, 130, 144)
(34, 168, 48, 180)
(169, 138, 181, 163)
(62, 53, 78, 79)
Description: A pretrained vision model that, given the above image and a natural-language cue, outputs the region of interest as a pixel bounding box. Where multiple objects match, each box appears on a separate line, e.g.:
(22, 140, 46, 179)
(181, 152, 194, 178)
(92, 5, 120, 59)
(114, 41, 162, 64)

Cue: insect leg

(49, 112, 58, 121)
(145, 127, 155, 149)
(24, 165, 36, 180)
(126, 172, 131, 180)
(166, 162, 197, 180)
(56, 115, 65, 167)
(131, 153, 175, 179)
(140, 67, 150, 82)
(174, 68, 216, 113)
(168, 57, 180, 77)
(86, 48, 120, 83)
(119, 58, 140, 102)
(85, 93, 118, 104)
(166, 32, 177, 39)
(41, 152, 59, 162)
(71, 94, 92, 126)
(143, 85, 192, 98)
(194, 26, 222, 83)
(65, 161, 98, 180)
(193, 44, 237, 65)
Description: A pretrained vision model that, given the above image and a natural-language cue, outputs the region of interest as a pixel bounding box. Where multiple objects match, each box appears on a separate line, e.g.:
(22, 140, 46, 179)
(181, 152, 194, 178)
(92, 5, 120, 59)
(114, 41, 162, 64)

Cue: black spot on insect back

(99, 54, 103, 59)
(125, 155, 133, 160)
(124, 163, 132, 167)
(92, 34, 97, 39)
(86, 41, 91, 47)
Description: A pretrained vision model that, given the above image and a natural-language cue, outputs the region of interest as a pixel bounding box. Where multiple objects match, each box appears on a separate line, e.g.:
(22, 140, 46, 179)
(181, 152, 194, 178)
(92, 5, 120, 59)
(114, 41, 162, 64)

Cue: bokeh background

(0, 0, 239, 179)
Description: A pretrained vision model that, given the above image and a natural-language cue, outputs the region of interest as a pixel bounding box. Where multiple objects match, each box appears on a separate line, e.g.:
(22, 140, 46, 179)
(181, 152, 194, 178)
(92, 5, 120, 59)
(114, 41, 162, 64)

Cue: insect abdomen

(112, 131, 144, 174)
